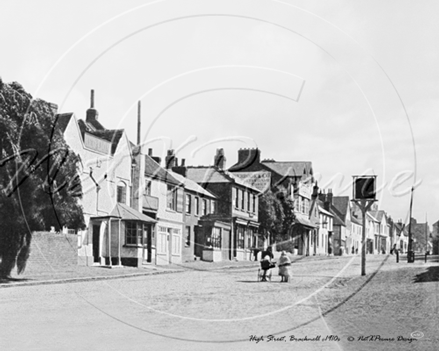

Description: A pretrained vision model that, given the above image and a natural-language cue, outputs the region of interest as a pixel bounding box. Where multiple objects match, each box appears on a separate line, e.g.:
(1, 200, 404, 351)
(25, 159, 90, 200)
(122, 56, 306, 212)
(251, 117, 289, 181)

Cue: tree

(258, 187, 296, 248)
(0, 79, 85, 278)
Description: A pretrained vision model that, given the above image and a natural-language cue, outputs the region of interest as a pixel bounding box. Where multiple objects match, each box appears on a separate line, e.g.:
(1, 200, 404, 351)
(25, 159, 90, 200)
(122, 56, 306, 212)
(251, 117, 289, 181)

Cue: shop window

(211, 227, 222, 249)
(125, 221, 142, 245)
(237, 226, 245, 249)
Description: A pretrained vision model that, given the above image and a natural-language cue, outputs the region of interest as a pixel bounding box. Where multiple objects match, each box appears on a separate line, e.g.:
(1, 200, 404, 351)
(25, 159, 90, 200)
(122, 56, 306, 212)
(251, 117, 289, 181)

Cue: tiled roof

(169, 171, 216, 198)
(260, 161, 312, 178)
(369, 210, 386, 222)
(55, 113, 73, 133)
(185, 167, 260, 192)
(110, 203, 156, 222)
(145, 155, 180, 185)
(90, 129, 124, 155)
(86, 118, 105, 131)
(186, 167, 230, 183)
(332, 196, 350, 216)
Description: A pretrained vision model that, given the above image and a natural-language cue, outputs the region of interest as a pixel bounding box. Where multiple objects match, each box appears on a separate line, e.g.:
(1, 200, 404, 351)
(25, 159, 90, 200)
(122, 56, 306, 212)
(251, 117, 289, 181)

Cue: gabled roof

(55, 113, 73, 133)
(367, 212, 379, 222)
(350, 211, 363, 225)
(260, 161, 312, 178)
(318, 205, 334, 217)
(145, 155, 180, 185)
(168, 171, 216, 198)
(369, 210, 386, 222)
(64, 115, 123, 156)
(185, 167, 260, 192)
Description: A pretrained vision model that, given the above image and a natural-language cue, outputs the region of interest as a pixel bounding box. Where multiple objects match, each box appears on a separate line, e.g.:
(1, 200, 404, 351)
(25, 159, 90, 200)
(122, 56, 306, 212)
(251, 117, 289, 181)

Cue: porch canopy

(92, 202, 156, 222)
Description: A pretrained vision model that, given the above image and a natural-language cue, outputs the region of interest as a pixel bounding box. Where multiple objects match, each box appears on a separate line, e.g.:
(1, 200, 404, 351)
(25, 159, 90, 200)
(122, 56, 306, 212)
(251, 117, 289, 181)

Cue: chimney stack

(86, 89, 99, 122)
(327, 189, 333, 205)
(214, 148, 226, 170)
(237, 148, 260, 169)
(165, 149, 175, 169)
(172, 158, 187, 177)
(312, 181, 319, 199)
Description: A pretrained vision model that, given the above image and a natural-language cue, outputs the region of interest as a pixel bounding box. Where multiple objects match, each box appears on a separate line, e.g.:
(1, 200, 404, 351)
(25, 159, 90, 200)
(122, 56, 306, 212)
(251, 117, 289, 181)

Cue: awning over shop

(294, 216, 318, 229)
(92, 203, 156, 223)
(235, 218, 260, 227)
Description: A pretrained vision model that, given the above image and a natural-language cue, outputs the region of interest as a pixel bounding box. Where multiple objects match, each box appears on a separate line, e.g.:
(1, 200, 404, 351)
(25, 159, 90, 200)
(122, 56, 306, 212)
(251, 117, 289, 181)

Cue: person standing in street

(278, 251, 291, 282)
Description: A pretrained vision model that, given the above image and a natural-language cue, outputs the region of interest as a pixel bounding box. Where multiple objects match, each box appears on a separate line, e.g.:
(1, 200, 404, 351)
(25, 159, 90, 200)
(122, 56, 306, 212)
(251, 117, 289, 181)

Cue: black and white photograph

(0, 1, 438, 350)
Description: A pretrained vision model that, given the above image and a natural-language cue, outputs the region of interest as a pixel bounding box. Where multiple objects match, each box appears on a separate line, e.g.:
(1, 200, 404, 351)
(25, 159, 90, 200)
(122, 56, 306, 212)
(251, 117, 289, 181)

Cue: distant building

(312, 189, 334, 255)
(407, 218, 431, 253)
(369, 210, 390, 254)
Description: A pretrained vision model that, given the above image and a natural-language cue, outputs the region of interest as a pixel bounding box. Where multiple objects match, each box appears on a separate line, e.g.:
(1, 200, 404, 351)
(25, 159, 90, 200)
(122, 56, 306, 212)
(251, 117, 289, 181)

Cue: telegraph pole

(407, 186, 414, 263)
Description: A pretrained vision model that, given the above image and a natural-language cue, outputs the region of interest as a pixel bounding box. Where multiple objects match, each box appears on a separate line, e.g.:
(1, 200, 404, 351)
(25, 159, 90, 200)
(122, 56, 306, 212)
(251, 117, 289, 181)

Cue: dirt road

(0, 255, 437, 351)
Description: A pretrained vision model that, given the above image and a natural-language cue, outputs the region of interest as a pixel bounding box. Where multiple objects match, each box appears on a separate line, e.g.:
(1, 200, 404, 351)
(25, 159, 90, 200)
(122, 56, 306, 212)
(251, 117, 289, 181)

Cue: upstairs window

(195, 197, 199, 215)
(202, 199, 208, 215)
(185, 194, 191, 214)
(117, 181, 127, 204)
(167, 185, 178, 211)
(145, 180, 151, 195)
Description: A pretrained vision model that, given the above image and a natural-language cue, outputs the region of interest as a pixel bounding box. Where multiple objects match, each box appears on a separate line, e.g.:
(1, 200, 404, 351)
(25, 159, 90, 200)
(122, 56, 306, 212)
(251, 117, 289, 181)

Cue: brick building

(228, 148, 316, 254)
(183, 149, 261, 261)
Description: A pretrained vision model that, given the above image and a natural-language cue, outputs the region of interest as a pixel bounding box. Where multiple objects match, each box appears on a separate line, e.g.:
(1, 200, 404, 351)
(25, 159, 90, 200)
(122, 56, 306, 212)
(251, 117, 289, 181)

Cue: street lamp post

(352, 176, 377, 276)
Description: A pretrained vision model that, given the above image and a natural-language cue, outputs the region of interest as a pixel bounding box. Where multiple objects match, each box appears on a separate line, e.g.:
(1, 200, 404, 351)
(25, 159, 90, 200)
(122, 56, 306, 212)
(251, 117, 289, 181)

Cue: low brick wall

(25, 232, 78, 272)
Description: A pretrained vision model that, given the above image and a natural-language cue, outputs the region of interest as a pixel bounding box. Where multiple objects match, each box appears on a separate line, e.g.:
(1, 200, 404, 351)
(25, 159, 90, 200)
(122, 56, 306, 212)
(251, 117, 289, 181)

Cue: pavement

(1, 253, 435, 288)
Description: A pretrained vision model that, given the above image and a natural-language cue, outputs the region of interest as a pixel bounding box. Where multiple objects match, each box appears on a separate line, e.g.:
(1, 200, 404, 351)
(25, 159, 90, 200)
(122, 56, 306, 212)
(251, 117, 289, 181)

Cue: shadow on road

(413, 266, 439, 283)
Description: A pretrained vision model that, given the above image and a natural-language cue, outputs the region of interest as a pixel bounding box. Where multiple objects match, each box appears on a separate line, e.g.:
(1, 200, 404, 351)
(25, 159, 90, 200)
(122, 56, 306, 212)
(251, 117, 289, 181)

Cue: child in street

(278, 251, 291, 283)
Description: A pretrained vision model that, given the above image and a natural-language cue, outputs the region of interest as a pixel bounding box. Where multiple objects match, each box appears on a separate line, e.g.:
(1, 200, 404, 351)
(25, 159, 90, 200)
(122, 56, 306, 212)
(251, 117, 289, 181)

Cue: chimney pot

(181, 159, 185, 166)
(86, 89, 99, 122)
(148, 148, 153, 156)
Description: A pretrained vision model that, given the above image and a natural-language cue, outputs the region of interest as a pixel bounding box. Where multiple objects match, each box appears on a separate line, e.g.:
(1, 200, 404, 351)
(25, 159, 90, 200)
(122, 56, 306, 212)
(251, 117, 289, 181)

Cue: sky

(0, 0, 438, 225)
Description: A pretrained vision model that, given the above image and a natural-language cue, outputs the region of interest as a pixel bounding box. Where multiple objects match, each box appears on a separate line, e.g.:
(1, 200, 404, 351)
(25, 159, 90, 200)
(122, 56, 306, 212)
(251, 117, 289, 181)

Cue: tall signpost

(352, 176, 377, 276)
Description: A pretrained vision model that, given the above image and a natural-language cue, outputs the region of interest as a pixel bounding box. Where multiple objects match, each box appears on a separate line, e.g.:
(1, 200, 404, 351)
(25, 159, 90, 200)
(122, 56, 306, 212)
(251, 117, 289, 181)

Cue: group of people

(260, 246, 291, 282)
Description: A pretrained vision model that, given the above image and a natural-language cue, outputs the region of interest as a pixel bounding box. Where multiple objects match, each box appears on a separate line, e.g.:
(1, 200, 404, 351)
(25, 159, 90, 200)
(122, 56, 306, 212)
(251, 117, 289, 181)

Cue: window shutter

(176, 187, 184, 212)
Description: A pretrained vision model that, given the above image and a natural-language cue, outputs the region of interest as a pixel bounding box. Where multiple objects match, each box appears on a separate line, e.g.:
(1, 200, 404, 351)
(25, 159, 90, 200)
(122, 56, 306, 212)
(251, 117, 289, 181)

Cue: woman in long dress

(278, 251, 291, 283)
